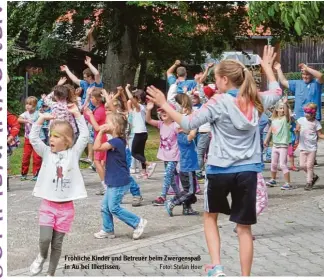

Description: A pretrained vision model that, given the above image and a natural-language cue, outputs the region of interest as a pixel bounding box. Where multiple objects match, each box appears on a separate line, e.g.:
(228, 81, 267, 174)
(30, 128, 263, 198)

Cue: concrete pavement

(8, 142, 324, 276)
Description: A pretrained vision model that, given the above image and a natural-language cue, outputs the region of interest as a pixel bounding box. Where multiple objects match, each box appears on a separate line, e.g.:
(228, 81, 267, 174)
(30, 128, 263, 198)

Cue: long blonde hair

(215, 59, 264, 116)
(109, 113, 127, 139)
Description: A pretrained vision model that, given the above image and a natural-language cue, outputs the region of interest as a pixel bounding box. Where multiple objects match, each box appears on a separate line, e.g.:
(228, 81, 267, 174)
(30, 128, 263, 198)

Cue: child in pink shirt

(146, 102, 181, 206)
(84, 88, 108, 195)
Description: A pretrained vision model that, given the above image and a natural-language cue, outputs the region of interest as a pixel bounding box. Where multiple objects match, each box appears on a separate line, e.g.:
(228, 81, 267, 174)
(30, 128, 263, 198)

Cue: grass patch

(8, 125, 160, 176)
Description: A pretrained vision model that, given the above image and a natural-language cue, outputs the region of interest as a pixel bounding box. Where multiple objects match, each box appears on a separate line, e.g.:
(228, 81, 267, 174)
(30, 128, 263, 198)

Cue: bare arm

(125, 84, 140, 111)
(145, 102, 159, 127)
(283, 97, 291, 122)
(60, 65, 81, 86)
(199, 63, 214, 84)
(167, 60, 181, 77)
(317, 130, 324, 140)
(85, 56, 101, 84)
(187, 129, 197, 142)
(101, 89, 117, 113)
(18, 117, 30, 124)
(300, 64, 324, 84)
(93, 130, 113, 151)
(264, 126, 272, 147)
(274, 62, 289, 88)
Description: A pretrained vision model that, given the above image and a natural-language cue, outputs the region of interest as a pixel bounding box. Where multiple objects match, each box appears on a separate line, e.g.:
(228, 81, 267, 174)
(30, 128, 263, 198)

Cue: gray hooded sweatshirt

(180, 82, 282, 169)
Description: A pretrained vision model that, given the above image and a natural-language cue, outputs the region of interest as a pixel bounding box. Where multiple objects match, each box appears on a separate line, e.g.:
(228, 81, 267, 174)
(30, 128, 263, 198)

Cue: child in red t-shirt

(7, 111, 21, 191)
(84, 88, 107, 195)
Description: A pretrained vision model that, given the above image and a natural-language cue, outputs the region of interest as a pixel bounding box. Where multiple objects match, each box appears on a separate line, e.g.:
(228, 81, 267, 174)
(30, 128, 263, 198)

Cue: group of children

(263, 97, 324, 191)
(7, 46, 324, 277)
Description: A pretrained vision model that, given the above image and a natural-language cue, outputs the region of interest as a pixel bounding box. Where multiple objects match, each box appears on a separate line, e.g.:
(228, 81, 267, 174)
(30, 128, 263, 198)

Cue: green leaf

(300, 14, 309, 26)
(294, 19, 301, 35)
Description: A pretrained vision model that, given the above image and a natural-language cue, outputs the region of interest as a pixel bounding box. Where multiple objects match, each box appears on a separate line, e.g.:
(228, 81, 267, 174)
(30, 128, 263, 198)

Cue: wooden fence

(280, 37, 324, 73)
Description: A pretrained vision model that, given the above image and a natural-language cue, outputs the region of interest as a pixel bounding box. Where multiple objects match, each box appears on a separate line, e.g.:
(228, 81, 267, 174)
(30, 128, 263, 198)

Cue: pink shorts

(39, 199, 75, 233)
(94, 151, 107, 162)
(288, 144, 294, 157)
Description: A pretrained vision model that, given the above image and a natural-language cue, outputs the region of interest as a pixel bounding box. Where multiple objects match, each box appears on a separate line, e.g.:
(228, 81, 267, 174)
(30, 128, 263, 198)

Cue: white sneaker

(130, 168, 136, 174)
(133, 218, 147, 240)
(147, 163, 157, 178)
(94, 230, 115, 239)
(30, 253, 46, 276)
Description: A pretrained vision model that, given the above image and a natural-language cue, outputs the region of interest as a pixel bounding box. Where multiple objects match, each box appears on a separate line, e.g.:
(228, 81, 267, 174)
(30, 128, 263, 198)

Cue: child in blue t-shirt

(288, 113, 299, 171)
(93, 113, 147, 240)
(165, 94, 199, 216)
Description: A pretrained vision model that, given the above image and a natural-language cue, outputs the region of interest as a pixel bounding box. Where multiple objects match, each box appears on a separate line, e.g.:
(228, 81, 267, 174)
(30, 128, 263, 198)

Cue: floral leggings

(161, 161, 180, 197)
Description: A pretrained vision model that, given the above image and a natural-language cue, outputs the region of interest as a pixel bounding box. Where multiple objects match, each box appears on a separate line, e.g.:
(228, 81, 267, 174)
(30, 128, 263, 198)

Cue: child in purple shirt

(146, 102, 181, 206)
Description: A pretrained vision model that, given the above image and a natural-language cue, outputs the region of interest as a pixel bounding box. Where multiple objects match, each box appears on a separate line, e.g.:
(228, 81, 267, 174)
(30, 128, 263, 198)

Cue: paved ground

(8, 142, 324, 277)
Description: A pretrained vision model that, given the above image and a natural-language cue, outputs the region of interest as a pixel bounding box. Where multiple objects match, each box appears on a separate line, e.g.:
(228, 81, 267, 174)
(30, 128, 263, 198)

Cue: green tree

(248, 1, 324, 40)
(8, 1, 249, 91)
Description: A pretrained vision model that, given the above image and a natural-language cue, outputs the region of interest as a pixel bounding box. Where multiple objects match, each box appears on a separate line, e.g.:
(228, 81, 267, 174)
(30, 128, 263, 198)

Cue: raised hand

(86, 87, 94, 97)
(117, 86, 123, 91)
(207, 62, 215, 69)
(147, 102, 154, 111)
(146, 86, 167, 107)
(99, 123, 110, 133)
(174, 60, 181, 66)
(84, 107, 93, 116)
(41, 93, 47, 100)
(282, 96, 288, 104)
(260, 45, 277, 69)
(298, 63, 307, 72)
(60, 65, 68, 72)
(67, 103, 80, 115)
(39, 113, 55, 121)
(85, 56, 91, 65)
(57, 77, 67, 86)
(273, 62, 281, 71)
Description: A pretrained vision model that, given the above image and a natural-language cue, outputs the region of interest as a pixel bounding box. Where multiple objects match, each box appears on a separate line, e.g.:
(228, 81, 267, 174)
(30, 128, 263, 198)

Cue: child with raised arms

(146, 46, 282, 276)
(146, 101, 181, 206)
(29, 104, 89, 276)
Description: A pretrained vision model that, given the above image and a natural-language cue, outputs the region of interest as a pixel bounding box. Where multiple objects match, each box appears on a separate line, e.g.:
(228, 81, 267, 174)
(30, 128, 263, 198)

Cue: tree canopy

(8, 1, 249, 77)
(249, 1, 324, 41)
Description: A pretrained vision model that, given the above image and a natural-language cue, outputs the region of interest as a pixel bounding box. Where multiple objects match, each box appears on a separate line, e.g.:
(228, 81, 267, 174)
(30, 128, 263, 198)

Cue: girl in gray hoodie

(147, 46, 282, 277)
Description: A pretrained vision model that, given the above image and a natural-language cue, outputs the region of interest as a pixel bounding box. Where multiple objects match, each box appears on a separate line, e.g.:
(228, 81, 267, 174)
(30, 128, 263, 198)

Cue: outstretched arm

(60, 65, 81, 86)
(145, 102, 159, 127)
(274, 62, 289, 88)
(125, 84, 140, 111)
(199, 63, 214, 84)
(85, 56, 101, 84)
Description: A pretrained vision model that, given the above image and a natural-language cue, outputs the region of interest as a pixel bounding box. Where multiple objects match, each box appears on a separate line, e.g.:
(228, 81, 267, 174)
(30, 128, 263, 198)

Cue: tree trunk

(137, 56, 148, 89)
(102, 25, 139, 91)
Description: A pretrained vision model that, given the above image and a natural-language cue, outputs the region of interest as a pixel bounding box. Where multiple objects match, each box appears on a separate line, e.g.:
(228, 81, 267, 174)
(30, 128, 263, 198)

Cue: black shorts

(204, 172, 257, 225)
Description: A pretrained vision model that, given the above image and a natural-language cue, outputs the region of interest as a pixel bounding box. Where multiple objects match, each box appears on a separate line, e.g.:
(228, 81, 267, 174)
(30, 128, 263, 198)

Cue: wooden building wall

(280, 37, 324, 73)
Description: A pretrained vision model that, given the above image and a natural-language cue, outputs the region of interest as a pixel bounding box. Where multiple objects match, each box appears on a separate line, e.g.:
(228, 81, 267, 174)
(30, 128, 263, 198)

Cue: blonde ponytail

(215, 60, 264, 116)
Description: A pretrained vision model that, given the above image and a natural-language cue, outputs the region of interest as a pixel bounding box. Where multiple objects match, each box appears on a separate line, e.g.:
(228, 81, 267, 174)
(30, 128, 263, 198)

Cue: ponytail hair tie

(243, 68, 248, 72)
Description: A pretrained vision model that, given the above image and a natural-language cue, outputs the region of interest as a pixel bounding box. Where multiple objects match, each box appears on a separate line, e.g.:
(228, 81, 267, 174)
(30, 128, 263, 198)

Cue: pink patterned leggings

(271, 146, 289, 174)
(299, 150, 316, 183)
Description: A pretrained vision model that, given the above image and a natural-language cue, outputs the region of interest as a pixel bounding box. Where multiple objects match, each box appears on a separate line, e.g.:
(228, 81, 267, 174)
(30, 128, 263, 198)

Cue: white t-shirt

(133, 104, 147, 133)
(192, 106, 211, 133)
(29, 116, 89, 202)
(297, 117, 322, 152)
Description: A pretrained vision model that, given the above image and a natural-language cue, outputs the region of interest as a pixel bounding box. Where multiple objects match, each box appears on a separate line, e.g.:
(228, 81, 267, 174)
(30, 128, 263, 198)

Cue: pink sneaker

(137, 172, 148, 180)
(167, 189, 175, 195)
